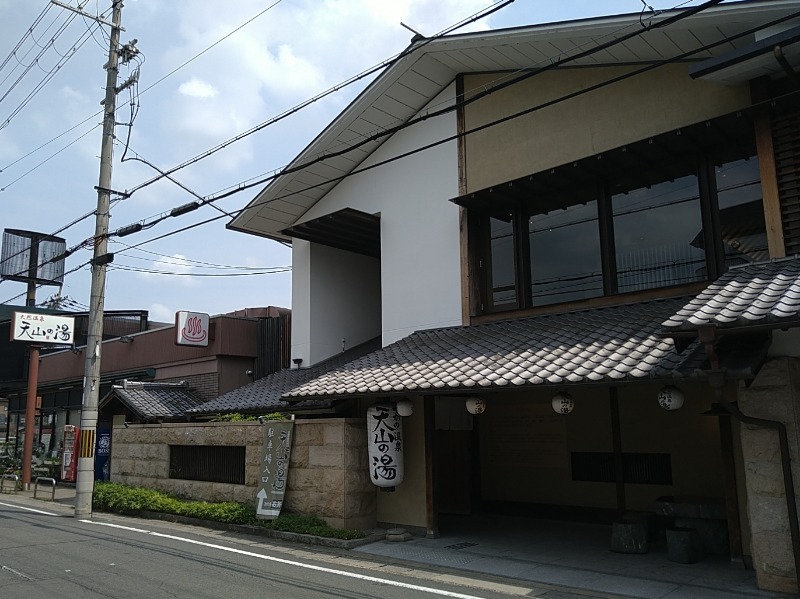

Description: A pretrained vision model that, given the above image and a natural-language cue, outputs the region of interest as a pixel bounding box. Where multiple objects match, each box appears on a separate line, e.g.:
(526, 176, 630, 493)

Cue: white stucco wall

(291, 84, 462, 363)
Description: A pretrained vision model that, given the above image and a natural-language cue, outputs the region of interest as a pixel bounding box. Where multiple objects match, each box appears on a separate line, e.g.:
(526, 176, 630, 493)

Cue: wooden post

(610, 387, 626, 514)
(21, 345, 40, 490)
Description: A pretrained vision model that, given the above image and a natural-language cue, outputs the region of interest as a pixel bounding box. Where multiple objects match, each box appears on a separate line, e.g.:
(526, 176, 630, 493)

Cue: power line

(0, 0, 767, 302)
(24, 0, 739, 267)
(111, 242, 284, 270)
(0, 0, 283, 189)
(108, 264, 290, 277)
(94, 0, 792, 271)
(124, 0, 519, 196)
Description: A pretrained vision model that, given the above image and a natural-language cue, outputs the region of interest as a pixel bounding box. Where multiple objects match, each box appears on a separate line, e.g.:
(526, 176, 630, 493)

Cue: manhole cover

(445, 542, 478, 550)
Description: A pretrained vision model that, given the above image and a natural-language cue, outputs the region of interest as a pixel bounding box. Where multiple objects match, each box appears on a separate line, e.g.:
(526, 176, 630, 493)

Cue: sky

(0, 0, 707, 323)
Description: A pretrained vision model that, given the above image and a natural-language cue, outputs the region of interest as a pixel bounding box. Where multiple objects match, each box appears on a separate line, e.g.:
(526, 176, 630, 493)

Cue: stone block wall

(739, 357, 800, 594)
(110, 419, 376, 531)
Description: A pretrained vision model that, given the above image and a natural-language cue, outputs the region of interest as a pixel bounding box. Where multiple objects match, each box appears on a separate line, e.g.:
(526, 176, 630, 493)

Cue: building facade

(230, 2, 800, 592)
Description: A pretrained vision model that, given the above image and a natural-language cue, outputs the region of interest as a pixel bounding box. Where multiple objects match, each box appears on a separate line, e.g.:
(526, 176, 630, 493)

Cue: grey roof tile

(663, 257, 800, 331)
(283, 296, 707, 400)
(189, 336, 382, 414)
(100, 382, 204, 420)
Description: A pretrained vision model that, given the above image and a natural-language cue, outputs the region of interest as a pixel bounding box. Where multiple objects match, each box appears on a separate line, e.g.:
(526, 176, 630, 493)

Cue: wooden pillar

(718, 411, 744, 564)
(424, 396, 439, 538)
(610, 387, 626, 514)
(21, 345, 40, 490)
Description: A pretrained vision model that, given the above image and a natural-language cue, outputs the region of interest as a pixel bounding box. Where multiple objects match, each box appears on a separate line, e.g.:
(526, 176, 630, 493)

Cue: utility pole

(74, 0, 124, 518)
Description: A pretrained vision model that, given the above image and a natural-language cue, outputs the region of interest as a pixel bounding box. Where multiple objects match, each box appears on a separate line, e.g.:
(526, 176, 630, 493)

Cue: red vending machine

(61, 425, 79, 482)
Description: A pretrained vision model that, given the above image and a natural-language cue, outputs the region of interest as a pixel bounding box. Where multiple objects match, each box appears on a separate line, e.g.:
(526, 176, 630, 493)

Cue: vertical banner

(256, 420, 294, 520)
(367, 404, 404, 489)
(94, 429, 111, 481)
(60, 425, 79, 482)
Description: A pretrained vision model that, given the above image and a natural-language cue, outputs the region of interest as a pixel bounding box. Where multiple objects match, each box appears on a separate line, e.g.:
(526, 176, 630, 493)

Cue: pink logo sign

(182, 315, 207, 343)
(175, 311, 210, 346)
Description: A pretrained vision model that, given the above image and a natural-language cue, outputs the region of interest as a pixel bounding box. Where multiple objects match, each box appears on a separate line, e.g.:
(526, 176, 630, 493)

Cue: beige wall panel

(376, 398, 428, 528)
(617, 383, 723, 511)
(477, 384, 723, 512)
(463, 65, 751, 192)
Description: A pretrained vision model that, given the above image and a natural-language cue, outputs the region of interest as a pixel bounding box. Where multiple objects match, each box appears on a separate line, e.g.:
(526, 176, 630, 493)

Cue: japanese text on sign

(11, 312, 74, 344)
(367, 405, 404, 488)
(256, 420, 293, 520)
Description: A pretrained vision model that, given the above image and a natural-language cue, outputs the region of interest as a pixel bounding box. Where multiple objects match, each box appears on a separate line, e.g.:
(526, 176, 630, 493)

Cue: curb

(126, 510, 387, 550)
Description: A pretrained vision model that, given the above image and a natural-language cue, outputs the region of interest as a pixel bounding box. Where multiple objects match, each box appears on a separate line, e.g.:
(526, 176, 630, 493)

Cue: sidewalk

(2, 485, 794, 599)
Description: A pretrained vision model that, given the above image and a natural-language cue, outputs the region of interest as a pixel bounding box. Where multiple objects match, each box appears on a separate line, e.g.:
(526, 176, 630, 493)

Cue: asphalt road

(0, 499, 561, 599)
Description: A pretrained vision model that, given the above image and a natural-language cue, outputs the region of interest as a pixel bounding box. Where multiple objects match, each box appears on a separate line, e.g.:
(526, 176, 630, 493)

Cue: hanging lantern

(465, 397, 485, 415)
(658, 385, 685, 411)
(551, 392, 574, 414)
(396, 399, 413, 417)
(366, 404, 404, 488)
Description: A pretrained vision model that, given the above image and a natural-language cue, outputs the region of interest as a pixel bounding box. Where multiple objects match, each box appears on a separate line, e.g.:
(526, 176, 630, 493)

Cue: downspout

(698, 326, 800, 593)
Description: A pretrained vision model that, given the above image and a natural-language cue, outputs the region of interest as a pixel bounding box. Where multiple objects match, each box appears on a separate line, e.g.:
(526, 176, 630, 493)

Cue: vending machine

(61, 425, 79, 482)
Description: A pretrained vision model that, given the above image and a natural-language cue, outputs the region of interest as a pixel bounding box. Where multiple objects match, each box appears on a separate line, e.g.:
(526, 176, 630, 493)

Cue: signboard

(11, 311, 74, 344)
(61, 425, 79, 483)
(95, 429, 111, 481)
(256, 420, 294, 520)
(175, 311, 209, 347)
(367, 404, 404, 488)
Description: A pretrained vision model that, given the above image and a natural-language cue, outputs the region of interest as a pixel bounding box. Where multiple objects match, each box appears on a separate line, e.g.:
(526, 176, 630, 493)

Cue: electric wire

(0, 0, 775, 305)
(5, 0, 735, 284)
(0, 0, 281, 189)
(124, 0, 518, 196)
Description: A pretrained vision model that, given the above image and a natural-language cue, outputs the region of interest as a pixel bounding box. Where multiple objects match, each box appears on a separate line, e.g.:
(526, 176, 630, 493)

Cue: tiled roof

(662, 257, 800, 332)
(100, 381, 204, 420)
(283, 297, 705, 400)
(189, 337, 382, 414)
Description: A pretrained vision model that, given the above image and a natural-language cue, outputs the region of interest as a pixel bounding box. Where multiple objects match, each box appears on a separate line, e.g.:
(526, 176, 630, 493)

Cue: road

(0, 498, 570, 599)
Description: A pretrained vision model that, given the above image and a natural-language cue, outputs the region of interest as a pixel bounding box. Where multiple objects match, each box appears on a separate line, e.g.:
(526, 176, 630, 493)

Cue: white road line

(81, 520, 522, 598)
(0, 501, 58, 516)
(1, 565, 35, 581)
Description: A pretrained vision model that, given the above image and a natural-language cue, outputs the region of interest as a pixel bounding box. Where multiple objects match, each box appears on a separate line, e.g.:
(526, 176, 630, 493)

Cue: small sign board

(175, 311, 209, 346)
(11, 311, 74, 344)
(256, 420, 294, 520)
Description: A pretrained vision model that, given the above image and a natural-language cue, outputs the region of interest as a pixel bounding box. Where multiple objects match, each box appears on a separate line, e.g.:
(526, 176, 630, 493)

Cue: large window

(471, 123, 765, 314)
(613, 173, 704, 293)
(529, 199, 602, 305)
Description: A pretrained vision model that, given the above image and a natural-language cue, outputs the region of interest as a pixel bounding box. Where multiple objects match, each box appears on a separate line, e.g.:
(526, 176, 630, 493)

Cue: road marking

(0, 501, 58, 516)
(82, 520, 534, 598)
(2, 565, 35, 581)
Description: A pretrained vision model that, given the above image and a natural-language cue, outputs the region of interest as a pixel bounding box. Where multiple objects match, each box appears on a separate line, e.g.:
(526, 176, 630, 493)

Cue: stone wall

(739, 357, 800, 594)
(110, 419, 376, 531)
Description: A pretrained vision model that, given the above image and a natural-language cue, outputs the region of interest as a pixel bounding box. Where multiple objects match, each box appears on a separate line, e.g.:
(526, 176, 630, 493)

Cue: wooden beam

(752, 79, 786, 259)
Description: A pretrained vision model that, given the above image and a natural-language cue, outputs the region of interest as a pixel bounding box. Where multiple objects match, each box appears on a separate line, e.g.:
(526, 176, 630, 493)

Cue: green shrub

(93, 482, 364, 539)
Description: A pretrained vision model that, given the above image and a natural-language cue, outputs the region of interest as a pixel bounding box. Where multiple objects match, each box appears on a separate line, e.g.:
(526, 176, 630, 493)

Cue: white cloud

(178, 77, 219, 98)
(148, 303, 174, 323)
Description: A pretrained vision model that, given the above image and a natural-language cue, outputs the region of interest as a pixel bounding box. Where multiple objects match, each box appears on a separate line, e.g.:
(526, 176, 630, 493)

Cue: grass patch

(93, 482, 365, 540)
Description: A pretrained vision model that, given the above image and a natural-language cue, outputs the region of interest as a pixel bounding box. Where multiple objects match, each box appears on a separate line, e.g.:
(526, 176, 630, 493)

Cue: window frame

(472, 152, 760, 315)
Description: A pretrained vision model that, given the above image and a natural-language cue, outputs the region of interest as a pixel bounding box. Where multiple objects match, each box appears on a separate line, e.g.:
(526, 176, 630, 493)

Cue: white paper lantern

(551, 392, 574, 414)
(366, 404, 404, 488)
(396, 399, 413, 417)
(658, 385, 685, 411)
(465, 397, 485, 414)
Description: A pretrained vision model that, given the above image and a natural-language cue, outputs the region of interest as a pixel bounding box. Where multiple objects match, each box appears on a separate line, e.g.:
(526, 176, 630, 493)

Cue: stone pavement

(1, 484, 795, 599)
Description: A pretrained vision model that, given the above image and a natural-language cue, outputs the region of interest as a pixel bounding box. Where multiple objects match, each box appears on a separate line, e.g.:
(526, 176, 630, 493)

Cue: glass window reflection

(529, 201, 602, 306)
(613, 174, 705, 292)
